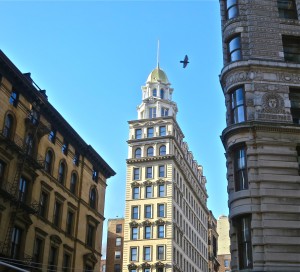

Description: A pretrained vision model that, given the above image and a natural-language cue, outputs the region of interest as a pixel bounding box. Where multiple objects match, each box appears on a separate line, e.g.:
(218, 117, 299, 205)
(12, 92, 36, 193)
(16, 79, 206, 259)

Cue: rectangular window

(135, 128, 142, 139)
(19, 176, 28, 203)
(282, 35, 300, 63)
(11, 227, 22, 259)
(115, 251, 121, 260)
(231, 87, 245, 124)
(114, 264, 121, 272)
(226, 0, 238, 19)
(158, 204, 165, 217)
(234, 145, 248, 191)
(157, 225, 165, 238)
(159, 126, 166, 136)
(116, 237, 122, 246)
(131, 227, 138, 240)
(158, 184, 165, 197)
(66, 210, 74, 236)
(62, 141, 68, 155)
(133, 168, 140, 180)
(159, 165, 165, 177)
(48, 129, 56, 144)
(224, 259, 230, 267)
(33, 237, 44, 265)
(130, 247, 138, 261)
(149, 107, 157, 118)
(86, 224, 95, 247)
(297, 147, 300, 175)
(146, 167, 153, 179)
(92, 167, 98, 182)
(9, 90, 19, 107)
(228, 35, 241, 62)
(144, 226, 151, 239)
(161, 107, 169, 117)
(157, 245, 165, 260)
(145, 205, 152, 218)
(143, 246, 151, 261)
(132, 206, 139, 219)
(53, 201, 62, 228)
(145, 185, 152, 198)
(63, 253, 71, 272)
(235, 215, 253, 269)
(39, 191, 48, 218)
(48, 246, 58, 271)
(116, 224, 122, 233)
(147, 127, 154, 137)
(289, 88, 300, 124)
(0, 160, 6, 183)
(278, 0, 298, 19)
(132, 187, 140, 199)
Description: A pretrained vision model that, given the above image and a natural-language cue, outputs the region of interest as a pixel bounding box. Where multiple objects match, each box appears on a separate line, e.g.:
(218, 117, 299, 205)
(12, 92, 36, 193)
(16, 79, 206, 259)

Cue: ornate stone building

(218, 0, 300, 271)
(208, 211, 220, 272)
(122, 65, 210, 272)
(0, 50, 115, 271)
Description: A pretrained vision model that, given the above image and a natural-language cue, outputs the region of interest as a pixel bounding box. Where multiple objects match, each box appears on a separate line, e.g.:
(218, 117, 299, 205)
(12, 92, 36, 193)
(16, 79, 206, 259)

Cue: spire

(157, 40, 160, 69)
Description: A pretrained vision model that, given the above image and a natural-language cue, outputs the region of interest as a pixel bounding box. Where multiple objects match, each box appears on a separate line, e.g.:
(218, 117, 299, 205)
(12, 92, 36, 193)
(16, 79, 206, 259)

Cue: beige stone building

(122, 65, 210, 272)
(105, 218, 124, 272)
(219, 0, 300, 271)
(0, 50, 115, 271)
(216, 215, 230, 272)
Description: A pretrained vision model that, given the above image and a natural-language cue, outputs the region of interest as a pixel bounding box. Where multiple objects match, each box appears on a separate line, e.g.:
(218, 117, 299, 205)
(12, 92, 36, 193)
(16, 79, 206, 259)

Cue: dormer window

(152, 89, 157, 97)
(160, 89, 165, 99)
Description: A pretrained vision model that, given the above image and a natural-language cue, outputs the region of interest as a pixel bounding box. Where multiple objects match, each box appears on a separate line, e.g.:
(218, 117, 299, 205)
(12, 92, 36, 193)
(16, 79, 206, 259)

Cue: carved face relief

(268, 98, 278, 108)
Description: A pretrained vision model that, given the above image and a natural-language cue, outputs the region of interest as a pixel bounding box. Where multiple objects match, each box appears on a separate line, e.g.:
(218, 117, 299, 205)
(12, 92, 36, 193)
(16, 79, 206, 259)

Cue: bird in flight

(180, 55, 189, 68)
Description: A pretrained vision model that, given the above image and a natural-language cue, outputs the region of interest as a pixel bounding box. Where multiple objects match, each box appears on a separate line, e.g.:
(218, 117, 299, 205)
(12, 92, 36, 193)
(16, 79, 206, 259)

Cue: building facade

(0, 50, 115, 271)
(217, 215, 230, 272)
(208, 211, 219, 272)
(219, 0, 300, 271)
(106, 218, 124, 272)
(122, 65, 210, 272)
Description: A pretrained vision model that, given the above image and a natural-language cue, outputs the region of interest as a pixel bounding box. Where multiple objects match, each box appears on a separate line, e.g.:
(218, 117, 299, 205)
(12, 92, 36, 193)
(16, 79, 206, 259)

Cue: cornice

(126, 155, 174, 164)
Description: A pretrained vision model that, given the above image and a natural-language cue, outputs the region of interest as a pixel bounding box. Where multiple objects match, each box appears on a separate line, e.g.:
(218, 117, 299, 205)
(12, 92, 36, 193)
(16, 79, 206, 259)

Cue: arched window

(70, 172, 77, 194)
(160, 89, 165, 99)
(89, 187, 97, 209)
(135, 148, 141, 158)
(44, 150, 53, 173)
(159, 145, 166, 156)
(147, 146, 154, 157)
(153, 88, 157, 97)
(3, 114, 13, 138)
(58, 161, 66, 184)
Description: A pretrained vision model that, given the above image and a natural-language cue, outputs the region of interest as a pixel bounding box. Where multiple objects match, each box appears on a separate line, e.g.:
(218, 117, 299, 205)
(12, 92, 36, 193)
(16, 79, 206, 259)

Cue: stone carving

(261, 92, 285, 114)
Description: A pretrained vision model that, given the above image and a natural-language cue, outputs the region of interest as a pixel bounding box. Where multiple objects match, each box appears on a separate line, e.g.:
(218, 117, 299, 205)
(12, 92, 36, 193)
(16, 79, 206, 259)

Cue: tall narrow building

(219, 1, 300, 271)
(122, 65, 210, 272)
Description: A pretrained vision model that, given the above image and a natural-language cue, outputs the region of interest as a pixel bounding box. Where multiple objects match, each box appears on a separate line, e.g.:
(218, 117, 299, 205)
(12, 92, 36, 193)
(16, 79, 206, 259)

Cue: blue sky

(1, 0, 227, 256)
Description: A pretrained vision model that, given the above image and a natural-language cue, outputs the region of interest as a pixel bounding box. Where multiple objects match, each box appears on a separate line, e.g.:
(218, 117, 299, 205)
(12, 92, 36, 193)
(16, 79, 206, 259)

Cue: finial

(157, 40, 160, 69)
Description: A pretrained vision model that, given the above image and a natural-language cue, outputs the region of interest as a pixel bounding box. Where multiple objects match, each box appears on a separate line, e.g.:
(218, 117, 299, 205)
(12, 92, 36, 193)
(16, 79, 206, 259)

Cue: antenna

(157, 40, 160, 68)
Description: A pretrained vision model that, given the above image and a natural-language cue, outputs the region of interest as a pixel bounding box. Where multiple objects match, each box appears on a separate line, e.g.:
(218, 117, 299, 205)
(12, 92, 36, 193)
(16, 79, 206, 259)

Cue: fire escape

(0, 101, 50, 269)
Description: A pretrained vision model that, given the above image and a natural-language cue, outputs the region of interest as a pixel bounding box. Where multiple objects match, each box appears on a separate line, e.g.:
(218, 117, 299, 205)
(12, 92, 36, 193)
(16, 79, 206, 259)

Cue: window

(149, 107, 157, 118)
(86, 224, 95, 247)
(144, 226, 151, 239)
(157, 245, 165, 260)
(58, 161, 66, 184)
(147, 146, 154, 156)
(144, 269, 150, 272)
(289, 88, 300, 124)
(116, 224, 122, 233)
(70, 173, 77, 194)
(3, 114, 13, 139)
(153, 88, 157, 96)
(116, 237, 122, 246)
(25, 133, 34, 156)
(228, 35, 242, 62)
(147, 127, 154, 137)
(158, 204, 165, 217)
(233, 145, 248, 191)
(132, 187, 140, 199)
(158, 184, 165, 197)
(131, 227, 138, 240)
(19, 176, 28, 203)
(231, 86, 245, 124)
(224, 259, 230, 267)
(145, 185, 152, 197)
(9, 90, 18, 107)
(0, 160, 6, 183)
(115, 251, 121, 260)
(63, 253, 71, 272)
(297, 147, 300, 175)
(11, 226, 22, 259)
(62, 141, 68, 155)
(159, 145, 166, 156)
(159, 126, 166, 136)
(135, 148, 141, 158)
(66, 210, 74, 235)
(145, 205, 152, 218)
(44, 150, 53, 173)
(29, 109, 39, 125)
(92, 167, 98, 182)
(133, 168, 140, 180)
(235, 215, 253, 269)
(33, 237, 44, 266)
(157, 225, 165, 238)
(39, 191, 49, 218)
(130, 247, 138, 261)
(161, 107, 169, 117)
(135, 128, 142, 139)
(132, 206, 139, 219)
(160, 89, 165, 99)
(146, 167, 153, 179)
(114, 264, 121, 272)
(143, 246, 151, 261)
(226, 0, 238, 19)
(159, 165, 165, 177)
(53, 200, 62, 227)
(48, 246, 58, 272)
(85, 264, 93, 272)
(73, 151, 79, 166)
(89, 187, 97, 209)
(48, 129, 56, 144)
(278, 0, 298, 19)
(282, 35, 300, 63)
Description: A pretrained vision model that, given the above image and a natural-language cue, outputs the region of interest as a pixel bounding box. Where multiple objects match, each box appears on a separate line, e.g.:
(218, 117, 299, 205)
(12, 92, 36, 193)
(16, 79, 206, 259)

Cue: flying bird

(180, 55, 189, 68)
